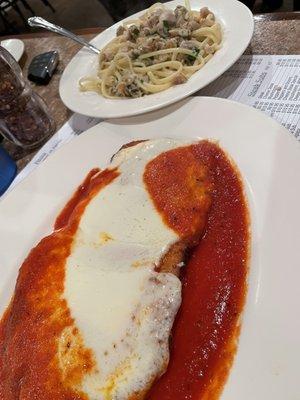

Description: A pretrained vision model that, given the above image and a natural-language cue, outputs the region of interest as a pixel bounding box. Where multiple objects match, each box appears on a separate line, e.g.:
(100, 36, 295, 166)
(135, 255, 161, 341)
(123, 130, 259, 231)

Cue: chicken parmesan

(0, 138, 249, 400)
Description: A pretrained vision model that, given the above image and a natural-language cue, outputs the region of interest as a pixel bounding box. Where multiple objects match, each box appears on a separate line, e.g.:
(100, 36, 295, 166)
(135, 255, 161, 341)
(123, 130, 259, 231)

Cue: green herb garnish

(187, 48, 200, 63)
(163, 20, 169, 36)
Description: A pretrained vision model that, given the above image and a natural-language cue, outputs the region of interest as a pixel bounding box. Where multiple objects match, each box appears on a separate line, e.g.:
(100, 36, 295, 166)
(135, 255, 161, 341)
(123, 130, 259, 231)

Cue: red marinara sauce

(0, 168, 120, 400)
(0, 140, 249, 400)
(146, 140, 249, 400)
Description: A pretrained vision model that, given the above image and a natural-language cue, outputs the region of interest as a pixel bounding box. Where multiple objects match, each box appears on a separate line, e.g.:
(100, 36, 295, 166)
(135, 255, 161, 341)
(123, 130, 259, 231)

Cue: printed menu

(199, 55, 300, 138)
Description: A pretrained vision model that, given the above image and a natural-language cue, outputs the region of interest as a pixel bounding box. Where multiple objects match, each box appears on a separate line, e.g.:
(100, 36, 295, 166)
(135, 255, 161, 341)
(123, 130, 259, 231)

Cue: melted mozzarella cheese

(63, 138, 194, 400)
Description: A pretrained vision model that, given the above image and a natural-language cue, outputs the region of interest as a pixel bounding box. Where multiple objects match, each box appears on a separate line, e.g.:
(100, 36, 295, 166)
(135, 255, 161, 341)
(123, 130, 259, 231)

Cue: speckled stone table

(1, 12, 300, 170)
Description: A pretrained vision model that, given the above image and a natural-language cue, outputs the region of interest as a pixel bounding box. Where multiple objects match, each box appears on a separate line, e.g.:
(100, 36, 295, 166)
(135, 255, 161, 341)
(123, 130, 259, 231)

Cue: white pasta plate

(1, 97, 300, 398)
(59, 0, 254, 118)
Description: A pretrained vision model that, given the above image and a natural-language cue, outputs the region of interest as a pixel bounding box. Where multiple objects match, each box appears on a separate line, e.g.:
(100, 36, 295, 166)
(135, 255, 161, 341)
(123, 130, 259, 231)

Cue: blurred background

(0, 0, 298, 36)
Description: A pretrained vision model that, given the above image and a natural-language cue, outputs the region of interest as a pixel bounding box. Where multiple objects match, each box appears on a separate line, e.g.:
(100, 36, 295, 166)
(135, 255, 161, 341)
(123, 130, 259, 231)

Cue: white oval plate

(1, 38, 25, 62)
(59, 0, 253, 118)
(1, 98, 299, 398)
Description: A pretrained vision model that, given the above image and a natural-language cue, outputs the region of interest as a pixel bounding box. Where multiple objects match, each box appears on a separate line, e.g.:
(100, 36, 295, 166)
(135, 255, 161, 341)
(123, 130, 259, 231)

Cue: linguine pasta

(79, 2, 222, 99)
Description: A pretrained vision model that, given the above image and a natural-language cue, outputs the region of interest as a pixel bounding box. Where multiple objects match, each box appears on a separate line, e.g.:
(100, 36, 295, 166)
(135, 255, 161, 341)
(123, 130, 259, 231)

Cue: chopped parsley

(187, 48, 200, 63)
(163, 20, 170, 36)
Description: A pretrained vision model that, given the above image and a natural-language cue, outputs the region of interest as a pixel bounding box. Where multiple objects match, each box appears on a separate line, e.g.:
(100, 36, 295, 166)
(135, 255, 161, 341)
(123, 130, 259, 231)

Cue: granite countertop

(1, 15, 300, 170)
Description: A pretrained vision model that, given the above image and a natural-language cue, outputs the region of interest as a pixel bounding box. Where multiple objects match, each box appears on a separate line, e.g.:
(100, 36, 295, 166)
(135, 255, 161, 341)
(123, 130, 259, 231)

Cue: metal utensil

(28, 17, 100, 55)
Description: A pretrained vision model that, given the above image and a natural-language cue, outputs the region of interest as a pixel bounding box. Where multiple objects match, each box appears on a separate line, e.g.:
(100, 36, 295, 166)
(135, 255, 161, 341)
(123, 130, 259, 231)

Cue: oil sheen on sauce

(0, 139, 249, 400)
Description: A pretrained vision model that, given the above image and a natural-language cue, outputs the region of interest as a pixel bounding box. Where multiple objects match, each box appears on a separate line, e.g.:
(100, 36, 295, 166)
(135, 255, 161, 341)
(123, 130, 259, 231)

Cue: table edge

(0, 11, 299, 40)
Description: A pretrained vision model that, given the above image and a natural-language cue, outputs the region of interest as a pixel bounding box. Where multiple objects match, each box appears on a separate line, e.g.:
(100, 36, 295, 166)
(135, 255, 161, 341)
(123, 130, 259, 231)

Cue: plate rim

(3, 95, 298, 202)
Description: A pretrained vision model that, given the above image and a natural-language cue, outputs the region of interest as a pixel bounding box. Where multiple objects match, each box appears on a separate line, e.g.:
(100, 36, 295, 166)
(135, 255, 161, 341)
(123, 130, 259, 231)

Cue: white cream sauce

(63, 138, 194, 399)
